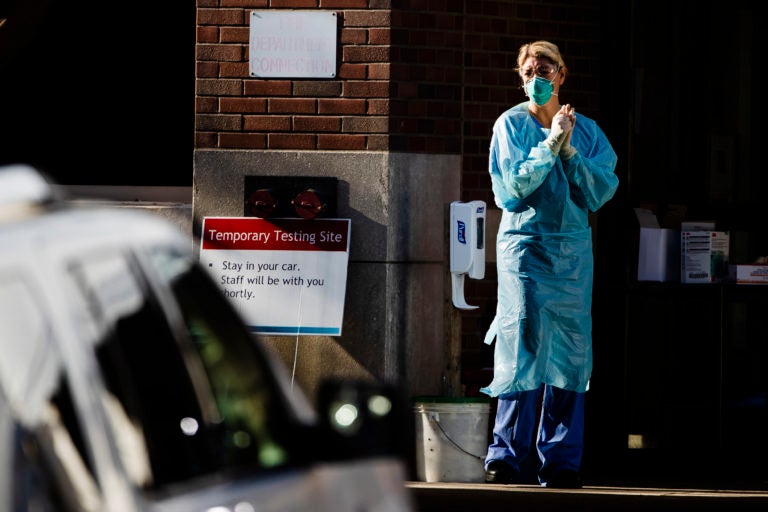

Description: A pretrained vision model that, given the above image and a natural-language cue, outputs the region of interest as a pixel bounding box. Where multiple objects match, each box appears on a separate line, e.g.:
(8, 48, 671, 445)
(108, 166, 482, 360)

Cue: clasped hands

(545, 104, 577, 160)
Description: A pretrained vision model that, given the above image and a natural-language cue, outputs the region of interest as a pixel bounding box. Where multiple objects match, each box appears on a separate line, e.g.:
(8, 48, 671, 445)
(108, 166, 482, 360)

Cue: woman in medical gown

(482, 40, 618, 489)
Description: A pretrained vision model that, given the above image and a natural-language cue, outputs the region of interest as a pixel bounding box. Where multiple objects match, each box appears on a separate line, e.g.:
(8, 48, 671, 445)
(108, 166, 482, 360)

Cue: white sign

(200, 217, 351, 336)
(249, 10, 337, 78)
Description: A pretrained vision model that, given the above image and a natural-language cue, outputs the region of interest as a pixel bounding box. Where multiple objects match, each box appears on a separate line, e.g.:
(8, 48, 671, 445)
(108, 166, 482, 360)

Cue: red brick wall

(195, 0, 605, 396)
(196, 0, 396, 151)
(195, 0, 603, 190)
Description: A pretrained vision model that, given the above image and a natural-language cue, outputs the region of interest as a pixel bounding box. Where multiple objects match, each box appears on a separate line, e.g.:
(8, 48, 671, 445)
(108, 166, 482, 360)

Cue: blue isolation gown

(481, 102, 618, 397)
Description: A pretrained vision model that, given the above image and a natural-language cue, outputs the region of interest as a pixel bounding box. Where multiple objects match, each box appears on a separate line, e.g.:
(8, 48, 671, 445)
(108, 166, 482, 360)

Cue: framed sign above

(249, 10, 337, 79)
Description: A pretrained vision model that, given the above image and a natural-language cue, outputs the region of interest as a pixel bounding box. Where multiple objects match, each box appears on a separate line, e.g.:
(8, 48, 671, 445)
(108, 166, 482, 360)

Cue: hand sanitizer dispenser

(450, 200, 486, 310)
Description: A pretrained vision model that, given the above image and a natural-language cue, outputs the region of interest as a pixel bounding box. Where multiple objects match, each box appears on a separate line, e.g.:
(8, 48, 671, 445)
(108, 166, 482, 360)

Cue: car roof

(0, 164, 193, 260)
(1, 205, 191, 254)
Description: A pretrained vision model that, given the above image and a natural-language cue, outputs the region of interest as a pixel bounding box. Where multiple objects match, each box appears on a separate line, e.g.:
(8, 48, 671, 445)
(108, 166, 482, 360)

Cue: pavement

(406, 480, 768, 511)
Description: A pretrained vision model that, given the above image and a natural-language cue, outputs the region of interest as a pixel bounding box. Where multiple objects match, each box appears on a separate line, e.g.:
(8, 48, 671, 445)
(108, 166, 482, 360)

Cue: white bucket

(413, 397, 490, 483)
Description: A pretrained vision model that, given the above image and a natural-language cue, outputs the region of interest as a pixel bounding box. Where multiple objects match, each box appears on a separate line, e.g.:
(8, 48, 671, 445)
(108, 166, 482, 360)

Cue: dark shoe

(542, 469, 582, 489)
(485, 460, 520, 484)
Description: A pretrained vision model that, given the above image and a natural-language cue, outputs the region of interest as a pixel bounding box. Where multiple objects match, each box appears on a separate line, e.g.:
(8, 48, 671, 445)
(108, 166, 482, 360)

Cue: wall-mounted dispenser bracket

(449, 201, 486, 310)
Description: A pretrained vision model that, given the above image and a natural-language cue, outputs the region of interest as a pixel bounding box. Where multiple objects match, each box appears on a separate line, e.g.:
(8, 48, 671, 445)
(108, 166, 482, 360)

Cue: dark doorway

(0, 1, 194, 185)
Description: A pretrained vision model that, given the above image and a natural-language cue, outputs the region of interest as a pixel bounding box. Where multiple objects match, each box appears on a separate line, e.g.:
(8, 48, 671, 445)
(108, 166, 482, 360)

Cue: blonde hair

(516, 40, 566, 74)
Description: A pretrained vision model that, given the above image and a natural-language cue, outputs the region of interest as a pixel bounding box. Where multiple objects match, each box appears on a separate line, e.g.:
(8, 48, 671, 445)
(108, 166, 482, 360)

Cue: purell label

(457, 220, 467, 244)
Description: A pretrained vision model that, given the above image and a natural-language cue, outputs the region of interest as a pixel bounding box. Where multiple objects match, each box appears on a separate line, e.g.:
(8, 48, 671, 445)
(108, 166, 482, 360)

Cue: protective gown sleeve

(488, 114, 559, 211)
(561, 116, 618, 212)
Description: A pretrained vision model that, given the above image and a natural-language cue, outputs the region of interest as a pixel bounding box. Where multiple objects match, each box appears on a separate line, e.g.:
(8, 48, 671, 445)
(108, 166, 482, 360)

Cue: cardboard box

(635, 208, 680, 282)
(728, 264, 768, 284)
(680, 230, 729, 283)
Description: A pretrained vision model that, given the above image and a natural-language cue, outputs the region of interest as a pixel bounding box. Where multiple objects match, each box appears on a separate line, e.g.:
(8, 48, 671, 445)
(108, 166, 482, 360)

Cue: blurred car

(0, 164, 414, 512)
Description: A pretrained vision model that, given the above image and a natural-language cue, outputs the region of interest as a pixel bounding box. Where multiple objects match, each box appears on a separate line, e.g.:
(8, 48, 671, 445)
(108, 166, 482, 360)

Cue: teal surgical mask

(524, 76, 557, 106)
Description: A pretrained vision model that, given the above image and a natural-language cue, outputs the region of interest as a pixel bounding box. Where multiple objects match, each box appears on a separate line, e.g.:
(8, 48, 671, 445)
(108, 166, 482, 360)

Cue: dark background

(0, 0, 194, 185)
(586, 1, 767, 485)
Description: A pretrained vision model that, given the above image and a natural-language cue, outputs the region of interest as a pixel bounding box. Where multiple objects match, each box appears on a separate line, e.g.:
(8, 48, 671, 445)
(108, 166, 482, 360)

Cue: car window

(66, 246, 305, 492)
(144, 246, 303, 467)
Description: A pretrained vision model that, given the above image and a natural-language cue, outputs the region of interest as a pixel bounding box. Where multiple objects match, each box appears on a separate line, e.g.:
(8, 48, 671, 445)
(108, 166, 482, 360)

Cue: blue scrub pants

(485, 384, 585, 484)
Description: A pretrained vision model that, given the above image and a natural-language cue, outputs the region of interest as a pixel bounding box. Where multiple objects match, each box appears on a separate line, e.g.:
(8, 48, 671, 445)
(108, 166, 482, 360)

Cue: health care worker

(481, 40, 619, 488)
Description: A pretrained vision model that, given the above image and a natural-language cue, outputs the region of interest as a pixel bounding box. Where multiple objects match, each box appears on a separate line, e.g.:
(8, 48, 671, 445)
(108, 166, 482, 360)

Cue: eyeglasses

(520, 65, 559, 80)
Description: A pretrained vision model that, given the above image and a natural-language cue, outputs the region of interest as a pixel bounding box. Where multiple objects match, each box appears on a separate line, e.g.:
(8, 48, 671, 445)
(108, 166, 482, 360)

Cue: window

(66, 247, 305, 491)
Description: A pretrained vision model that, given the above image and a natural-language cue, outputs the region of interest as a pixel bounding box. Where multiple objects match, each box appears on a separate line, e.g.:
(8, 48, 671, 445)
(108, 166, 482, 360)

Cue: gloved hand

(558, 104, 578, 160)
(544, 105, 573, 156)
